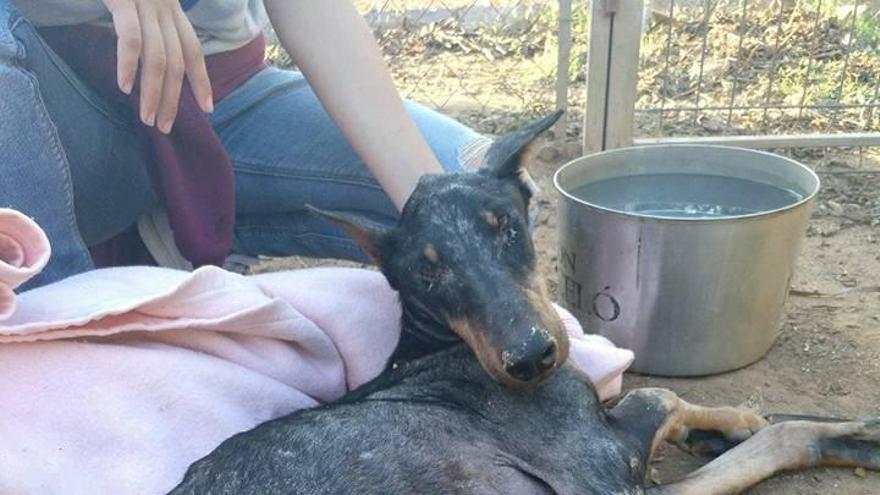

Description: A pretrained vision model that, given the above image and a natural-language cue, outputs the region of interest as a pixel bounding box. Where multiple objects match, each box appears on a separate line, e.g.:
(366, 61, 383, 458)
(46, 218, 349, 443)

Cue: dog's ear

(306, 205, 390, 264)
(479, 110, 562, 181)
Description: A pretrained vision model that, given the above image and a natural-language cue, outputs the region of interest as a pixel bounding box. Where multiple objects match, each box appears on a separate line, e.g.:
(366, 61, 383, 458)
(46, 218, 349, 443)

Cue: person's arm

(263, 0, 444, 210)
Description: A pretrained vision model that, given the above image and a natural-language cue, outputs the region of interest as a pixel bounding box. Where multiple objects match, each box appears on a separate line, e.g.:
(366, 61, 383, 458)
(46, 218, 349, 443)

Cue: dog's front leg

(609, 388, 767, 461)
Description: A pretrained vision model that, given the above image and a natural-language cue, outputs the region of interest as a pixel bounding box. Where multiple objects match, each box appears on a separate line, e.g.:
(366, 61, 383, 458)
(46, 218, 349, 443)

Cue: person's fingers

(106, 0, 141, 94)
(108, 0, 210, 128)
(174, 10, 213, 113)
(156, 9, 185, 134)
(138, 3, 165, 127)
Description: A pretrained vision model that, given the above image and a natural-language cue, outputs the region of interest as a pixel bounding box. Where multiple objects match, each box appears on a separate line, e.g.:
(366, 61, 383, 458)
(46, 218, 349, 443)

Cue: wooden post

(582, 0, 644, 153)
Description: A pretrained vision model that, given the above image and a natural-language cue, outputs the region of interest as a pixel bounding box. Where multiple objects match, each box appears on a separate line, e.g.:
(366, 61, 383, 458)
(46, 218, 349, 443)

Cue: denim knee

(0, 1, 21, 60)
(403, 100, 490, 174)
(0, 1, 39, 61)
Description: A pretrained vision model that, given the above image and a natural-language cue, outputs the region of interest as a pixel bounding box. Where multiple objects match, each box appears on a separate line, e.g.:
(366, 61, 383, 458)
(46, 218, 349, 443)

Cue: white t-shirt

(13, 0, 268, 55)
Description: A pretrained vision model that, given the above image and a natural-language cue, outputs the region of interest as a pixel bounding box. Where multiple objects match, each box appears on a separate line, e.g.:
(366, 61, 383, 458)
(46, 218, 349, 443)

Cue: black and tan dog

(310, 111, 572, 389)
(171, 113, 878, 494)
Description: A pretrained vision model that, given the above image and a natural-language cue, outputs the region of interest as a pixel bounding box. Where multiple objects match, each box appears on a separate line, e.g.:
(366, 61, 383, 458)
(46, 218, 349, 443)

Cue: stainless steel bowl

(554, 145, 820, 376)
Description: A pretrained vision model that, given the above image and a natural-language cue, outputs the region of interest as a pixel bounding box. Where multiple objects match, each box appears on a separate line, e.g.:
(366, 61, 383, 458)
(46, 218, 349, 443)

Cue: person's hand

(102, 0, 214, 134)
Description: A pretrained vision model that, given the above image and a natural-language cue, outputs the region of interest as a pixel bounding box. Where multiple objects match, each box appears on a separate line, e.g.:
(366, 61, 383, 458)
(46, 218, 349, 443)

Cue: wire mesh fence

(355, 0, 566, 135)
(636, 0, 880, 139)
(266, 1, 569, 135)
(644, 1, 878, 177)
(265, 1, 880, 171)
(629, 0, 880, 172)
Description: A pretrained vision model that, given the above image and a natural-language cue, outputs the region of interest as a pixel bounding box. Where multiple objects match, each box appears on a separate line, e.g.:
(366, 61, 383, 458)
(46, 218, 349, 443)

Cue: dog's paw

(717, 408, 769, 442)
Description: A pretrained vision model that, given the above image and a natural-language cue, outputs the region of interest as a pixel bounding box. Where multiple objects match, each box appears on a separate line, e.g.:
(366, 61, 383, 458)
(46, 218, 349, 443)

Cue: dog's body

(171, 344, 879, 495)
(171, 347, 643, 495)
(171, 113, 879, 494)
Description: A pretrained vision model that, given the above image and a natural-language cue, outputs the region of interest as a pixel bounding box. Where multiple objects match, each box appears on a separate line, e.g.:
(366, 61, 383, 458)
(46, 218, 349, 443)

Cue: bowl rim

(552, 144, 821, 222)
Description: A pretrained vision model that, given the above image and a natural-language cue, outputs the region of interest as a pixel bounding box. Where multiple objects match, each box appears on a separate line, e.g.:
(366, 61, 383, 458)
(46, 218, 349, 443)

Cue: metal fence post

(583, 0, 644, 153)
(554, 0, 573, 138)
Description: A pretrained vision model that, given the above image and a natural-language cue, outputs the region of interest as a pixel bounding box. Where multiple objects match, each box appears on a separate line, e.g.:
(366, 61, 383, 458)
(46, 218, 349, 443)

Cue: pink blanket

(0, 208, 634, 494)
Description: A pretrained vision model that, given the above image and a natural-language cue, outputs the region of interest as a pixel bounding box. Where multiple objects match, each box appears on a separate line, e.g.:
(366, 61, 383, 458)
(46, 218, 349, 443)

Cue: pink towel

(0, 210, 51, 318)
(0, 208, 634, 494)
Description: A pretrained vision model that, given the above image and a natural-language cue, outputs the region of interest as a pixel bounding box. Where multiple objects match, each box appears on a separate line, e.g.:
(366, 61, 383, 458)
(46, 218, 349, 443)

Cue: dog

(170, 113, 879, 494)
(308, 111, 572, 388)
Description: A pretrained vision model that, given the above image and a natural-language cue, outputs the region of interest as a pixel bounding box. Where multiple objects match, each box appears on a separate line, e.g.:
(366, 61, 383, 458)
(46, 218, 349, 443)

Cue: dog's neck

(390, 300, 461, 363)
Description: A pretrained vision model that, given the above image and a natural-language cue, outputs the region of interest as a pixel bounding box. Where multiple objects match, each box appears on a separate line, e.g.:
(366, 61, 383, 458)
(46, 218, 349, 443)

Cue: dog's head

(310, 111, 568, 388)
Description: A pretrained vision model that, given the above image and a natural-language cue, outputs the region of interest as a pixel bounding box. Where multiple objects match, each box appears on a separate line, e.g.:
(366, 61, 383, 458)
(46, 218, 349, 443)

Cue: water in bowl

(570, 173, 804, 219)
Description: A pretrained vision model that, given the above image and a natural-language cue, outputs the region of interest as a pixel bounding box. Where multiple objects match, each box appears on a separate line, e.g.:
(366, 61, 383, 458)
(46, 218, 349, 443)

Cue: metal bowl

(554, 145, 820, 376)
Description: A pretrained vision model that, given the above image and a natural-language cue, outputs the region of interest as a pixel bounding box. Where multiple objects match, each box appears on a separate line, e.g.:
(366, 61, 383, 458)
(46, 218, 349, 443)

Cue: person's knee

(0, 0, 29, 61)
(0, 0, 13, 19)
(455, 135, 493, 172)
(403, 100, 488, 173)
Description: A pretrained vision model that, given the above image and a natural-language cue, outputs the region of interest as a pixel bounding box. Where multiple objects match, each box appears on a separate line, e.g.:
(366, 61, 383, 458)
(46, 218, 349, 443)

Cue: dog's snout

(502, 334, 558, 382)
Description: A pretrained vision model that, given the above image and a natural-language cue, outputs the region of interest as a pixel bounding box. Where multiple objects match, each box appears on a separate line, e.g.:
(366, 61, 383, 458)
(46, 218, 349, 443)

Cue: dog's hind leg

(646, 417, 880, 495)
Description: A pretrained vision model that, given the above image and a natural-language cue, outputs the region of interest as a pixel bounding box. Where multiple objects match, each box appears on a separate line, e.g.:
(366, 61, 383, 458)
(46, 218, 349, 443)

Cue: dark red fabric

(40, 28, 266, 268)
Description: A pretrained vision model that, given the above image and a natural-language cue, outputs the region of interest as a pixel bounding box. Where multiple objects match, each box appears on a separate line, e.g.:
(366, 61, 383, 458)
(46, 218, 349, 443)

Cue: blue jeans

(0, 1, 485, 289)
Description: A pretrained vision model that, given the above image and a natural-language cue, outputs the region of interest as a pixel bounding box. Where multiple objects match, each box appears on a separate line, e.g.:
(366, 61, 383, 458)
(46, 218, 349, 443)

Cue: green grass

(855, 9, 880, 50)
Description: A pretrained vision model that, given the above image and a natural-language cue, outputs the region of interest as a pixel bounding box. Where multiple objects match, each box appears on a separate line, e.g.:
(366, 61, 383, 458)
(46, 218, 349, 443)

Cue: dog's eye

(418, 266, 445, 291)
(497, 214, 517, 246)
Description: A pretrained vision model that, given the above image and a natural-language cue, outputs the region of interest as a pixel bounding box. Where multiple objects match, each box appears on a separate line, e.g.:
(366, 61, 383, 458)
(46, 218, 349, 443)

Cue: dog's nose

(502, 334, 558, 382)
